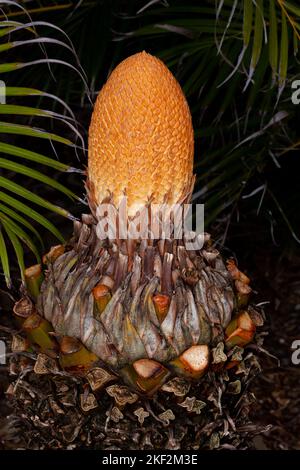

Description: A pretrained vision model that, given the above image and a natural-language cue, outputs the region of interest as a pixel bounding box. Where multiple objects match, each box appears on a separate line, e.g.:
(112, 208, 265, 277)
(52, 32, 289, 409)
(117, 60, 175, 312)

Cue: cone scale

(88, 51, 195, 217)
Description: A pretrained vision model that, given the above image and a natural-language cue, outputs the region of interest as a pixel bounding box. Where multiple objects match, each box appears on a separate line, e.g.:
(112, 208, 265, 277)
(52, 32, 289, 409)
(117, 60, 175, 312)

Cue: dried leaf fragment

(161, 377, 191, 397)
(179, 396, 206, 414)
(227, 380, 241, 395)
(86, 367, 117, 392)
(11, 334, 30, 352)
(106, 384, 138, 407)
(34, 353, 59, 374)
(212, 342, 227, 364)
(107, 406, 124, 423)
(134, 407, 150, 424)
(158, 409, 175, 425)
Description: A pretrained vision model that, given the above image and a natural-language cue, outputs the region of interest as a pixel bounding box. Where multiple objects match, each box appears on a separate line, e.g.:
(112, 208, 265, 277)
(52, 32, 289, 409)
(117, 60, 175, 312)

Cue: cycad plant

(11, 49, 264, 450)
(1, 0, 299, 450)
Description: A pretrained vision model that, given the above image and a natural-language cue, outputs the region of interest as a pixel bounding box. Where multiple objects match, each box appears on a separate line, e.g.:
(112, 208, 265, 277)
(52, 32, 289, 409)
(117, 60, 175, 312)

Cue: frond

(0, 1, 86, 287)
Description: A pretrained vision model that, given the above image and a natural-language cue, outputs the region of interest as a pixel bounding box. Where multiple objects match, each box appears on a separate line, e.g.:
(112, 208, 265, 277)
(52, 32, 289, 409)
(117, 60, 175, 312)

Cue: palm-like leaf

(0, 1, 86, 287)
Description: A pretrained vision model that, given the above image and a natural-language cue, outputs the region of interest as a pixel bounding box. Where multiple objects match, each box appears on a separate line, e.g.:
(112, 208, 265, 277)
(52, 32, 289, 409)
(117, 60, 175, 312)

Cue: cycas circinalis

(13, 52, 265, 449)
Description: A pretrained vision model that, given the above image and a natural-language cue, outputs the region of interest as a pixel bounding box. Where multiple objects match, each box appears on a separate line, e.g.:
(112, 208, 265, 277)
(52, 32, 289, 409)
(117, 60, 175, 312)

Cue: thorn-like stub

(153, 294, 170, 323)
(59, 337, 98, 374)
(238, 311, 255, 330)
(60, 336, 81, 355)
(42, 245, 65, 264)
(226, 259, 250, 285)
(22, 312, 43, 330)
(121, 361, 170, 395)
(92, 284, 110, 300)
(133, 358, 164, 380)
(25, 264, 44, 301)
(180, 345, 210, 373)
(22, 313, 57, 353)
(25, 264, 42, 279)
(170, 345, 210, 379)
(225, 311, 256, 348)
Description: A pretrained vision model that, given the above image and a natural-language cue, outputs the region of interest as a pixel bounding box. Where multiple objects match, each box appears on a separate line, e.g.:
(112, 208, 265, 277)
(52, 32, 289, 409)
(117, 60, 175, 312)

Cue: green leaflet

(279, 9, 288, 87)
(250, 0, 264, 71)
(243, 0, 253, 47)
(0, 62, 22, 72)
(0, 122, 72, 146)
(4, 87, 43, 96)
(0, 177, 73, 220)
(0, 192, 64, 243)
(294, 31, 299, 55)
(0, 158, 76, 200)
(2, 221, 25, 283)
(0, 212, 40, 263)
(0, 104, 52, 117)
(0, 226, 10, 288)
(269, 0, 278, 78)
(0, 202, 43, 248)
(0, 142, 70, 171)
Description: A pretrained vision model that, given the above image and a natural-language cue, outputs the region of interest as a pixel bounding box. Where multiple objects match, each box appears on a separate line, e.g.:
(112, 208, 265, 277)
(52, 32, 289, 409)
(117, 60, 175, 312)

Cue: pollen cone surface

(88, 51, 194, 216)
